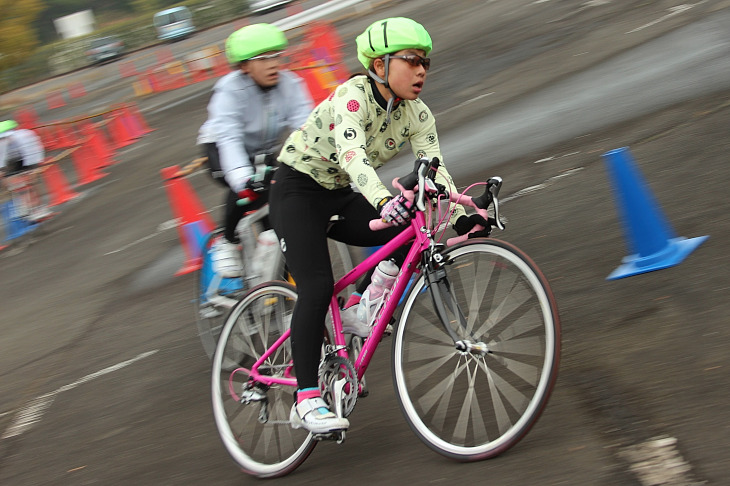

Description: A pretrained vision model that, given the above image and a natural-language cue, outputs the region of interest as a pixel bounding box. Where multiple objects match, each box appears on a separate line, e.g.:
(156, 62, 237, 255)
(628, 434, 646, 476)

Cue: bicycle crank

(318, 355, 358, 418)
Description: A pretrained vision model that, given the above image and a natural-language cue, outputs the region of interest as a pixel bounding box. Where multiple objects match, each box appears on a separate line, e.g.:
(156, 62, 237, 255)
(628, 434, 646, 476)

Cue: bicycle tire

(392, 238, 560, 461)
(196, 231, 356, 360)
(211, 281, 316, 478)
(195, 228, 245, 360)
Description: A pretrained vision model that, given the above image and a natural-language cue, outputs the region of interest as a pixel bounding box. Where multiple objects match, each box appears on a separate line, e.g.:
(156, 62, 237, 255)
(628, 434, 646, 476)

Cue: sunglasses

(389, 54, 431, 71)
(248, 51, 284, 61)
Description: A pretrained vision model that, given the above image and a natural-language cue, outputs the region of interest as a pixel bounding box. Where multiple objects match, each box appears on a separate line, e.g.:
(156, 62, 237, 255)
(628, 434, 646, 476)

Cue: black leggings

(269, 163, 406, 389)
(204, 143, 267, 243)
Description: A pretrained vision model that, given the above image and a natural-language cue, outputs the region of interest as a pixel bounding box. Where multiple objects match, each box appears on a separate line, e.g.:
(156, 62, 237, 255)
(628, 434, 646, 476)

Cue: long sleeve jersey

(278, 75, 465, 222)
(0, 129, 44, 169)
(201, 69, 313, 193)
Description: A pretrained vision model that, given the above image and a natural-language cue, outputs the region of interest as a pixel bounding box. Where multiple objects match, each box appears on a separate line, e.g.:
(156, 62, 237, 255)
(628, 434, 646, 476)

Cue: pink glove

(379, 195, 413, 226)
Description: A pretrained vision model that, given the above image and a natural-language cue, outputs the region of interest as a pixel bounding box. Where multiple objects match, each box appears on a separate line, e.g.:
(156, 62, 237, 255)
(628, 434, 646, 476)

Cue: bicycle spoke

(453, 359, 488, 444)
(477, 358, 530, 422)
(454, 257, 493, 336)
(212, 282, 315, 477)
(417, 358, 466, 427)
(393, 241, 560, 460)
(475, 280, 531, 338)
(405, 352, 455, 388)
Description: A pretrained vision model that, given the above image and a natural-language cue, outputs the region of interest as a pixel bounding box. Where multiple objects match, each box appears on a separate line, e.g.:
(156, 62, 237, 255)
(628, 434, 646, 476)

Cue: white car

(249, 0, 295, 15)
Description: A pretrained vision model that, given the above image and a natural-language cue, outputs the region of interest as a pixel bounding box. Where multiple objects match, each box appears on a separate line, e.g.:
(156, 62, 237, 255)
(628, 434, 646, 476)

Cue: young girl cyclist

(268, 17, 490, 434)
(198, 23, 313, 278)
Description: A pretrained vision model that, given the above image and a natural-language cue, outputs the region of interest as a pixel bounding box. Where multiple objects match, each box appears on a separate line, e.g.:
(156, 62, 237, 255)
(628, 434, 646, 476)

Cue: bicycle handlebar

(369, 158, 505, 243)
(236, 163, 276, 207)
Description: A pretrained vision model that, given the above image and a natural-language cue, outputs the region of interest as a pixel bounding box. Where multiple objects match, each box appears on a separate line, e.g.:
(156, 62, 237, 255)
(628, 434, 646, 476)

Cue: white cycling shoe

(210, 238, 243, 278)
(289, 397, 349, 434)
(28, 205, 52, 223)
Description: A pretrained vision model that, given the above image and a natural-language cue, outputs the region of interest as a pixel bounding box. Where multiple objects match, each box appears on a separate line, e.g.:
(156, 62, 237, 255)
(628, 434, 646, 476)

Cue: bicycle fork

(423, 246, 490, 357)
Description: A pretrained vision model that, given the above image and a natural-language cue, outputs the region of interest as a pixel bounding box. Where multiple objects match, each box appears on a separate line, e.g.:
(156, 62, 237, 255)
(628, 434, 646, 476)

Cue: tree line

(0, 0, 183, 72)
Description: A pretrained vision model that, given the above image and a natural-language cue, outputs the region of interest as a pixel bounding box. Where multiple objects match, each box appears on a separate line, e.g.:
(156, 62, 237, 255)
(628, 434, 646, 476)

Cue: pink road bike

(211, 158, 561, 478)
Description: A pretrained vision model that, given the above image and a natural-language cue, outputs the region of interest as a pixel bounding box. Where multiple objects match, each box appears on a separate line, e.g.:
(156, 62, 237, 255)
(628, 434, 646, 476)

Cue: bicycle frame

(237, 158, 503, 391)
(213, 159, 561, 475)
(241, 211, 429, 388)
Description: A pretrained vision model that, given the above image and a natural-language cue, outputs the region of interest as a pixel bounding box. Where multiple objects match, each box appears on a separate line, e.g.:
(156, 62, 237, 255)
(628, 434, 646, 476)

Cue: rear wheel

(392, 239, 560, 460)
(211, 281, 316, 478)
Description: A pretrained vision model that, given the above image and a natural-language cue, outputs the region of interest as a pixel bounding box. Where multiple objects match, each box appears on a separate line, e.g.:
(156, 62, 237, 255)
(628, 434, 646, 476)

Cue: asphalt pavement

(1, 1, 730, 484)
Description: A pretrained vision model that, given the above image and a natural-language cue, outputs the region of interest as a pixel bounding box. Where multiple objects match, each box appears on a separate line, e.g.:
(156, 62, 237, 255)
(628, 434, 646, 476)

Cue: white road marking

(626, 3, 703, 34)
(620, 436, 704, 485)
(1, 350, 158, 440)
(1, 393, 55, 439)
(501, 167, 584, 203)
(275, 0, 368, 30)
(104, 232, 160, 255)
(103, 218, 179, 255)
(534, 151, 581, 163)
(436, 92, 495, 117)
(55, 350, 158, 393)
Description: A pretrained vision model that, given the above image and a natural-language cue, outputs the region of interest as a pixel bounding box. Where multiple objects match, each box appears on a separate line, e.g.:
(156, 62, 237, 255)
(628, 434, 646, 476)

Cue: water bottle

(356, 259, 399, 326)
(251, 229, 279, 282)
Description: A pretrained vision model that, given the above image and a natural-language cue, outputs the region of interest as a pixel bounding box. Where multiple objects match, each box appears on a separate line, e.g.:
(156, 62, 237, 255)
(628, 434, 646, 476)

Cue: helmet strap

(367, 54, 399, 125)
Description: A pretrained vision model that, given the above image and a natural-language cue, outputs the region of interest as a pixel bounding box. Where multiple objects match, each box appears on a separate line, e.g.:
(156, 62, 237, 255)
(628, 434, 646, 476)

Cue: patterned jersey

(278, 75, 465, 222)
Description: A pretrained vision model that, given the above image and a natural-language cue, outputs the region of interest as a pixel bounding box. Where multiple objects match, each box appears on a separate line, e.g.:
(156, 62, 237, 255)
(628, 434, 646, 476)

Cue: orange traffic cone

(41, 163, 81, 206)
(160, 165, 216, 275)
(71, 144, 108, 185)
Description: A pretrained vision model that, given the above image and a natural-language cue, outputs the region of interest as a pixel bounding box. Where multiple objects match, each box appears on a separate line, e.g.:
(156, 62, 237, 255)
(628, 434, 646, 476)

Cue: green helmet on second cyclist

(224, 23, 288, 89)
(356, 17, 433, 120)
(0, 119, 19, 138)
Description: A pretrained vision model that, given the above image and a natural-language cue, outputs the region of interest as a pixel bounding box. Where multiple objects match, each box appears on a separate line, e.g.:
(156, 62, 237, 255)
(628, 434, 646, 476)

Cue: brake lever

(415, 160, 430, 212)
(488, 177, 505, 230)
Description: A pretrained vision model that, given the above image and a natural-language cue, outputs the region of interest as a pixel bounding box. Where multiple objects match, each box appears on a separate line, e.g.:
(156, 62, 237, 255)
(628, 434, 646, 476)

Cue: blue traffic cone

(177, 220, 210, 276)
(1, 200, 37, 242)
(602, 147, 708, 280)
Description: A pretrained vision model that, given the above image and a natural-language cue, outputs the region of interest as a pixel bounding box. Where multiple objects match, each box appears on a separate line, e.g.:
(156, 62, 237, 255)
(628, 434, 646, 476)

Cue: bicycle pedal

(313, 431, 346, 443)
(199, 306, 223, 319)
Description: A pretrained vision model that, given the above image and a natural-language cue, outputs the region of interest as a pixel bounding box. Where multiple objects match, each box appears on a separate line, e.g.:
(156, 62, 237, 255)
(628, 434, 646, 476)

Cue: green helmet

(225, 23, 288, 64)
(356, 17, 432, 70)
(0, 119, 18, 136)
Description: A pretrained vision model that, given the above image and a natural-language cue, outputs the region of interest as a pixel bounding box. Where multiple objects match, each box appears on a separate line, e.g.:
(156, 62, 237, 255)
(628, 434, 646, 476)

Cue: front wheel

(392, 239, 560, 461)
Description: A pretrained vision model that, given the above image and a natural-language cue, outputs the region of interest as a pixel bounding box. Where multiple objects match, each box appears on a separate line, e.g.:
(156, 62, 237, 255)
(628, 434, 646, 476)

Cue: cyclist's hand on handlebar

(237, 176, 267, 204)
(454, 214, 492, 239)
(378, 195, 414, 226)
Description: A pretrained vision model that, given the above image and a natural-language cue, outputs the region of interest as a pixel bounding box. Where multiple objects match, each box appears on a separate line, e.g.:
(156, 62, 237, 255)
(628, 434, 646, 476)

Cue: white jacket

(199, 69, 313, 192)
(0, 129, 44, 170)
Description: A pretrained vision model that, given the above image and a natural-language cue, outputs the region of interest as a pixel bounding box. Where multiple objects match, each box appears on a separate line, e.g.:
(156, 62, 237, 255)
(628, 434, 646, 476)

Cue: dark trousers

(269, 163, 406, 389)
(203, 143, 267, 243)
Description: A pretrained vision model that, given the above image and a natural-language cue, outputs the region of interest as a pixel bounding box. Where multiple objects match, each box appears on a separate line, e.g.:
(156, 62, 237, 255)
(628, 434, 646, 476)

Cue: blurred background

(1, 1, 729, 484)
